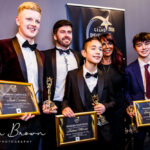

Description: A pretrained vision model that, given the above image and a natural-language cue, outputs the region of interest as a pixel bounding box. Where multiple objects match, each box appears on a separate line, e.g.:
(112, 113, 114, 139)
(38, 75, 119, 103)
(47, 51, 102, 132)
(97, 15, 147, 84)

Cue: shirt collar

(138, 57, 150, 68)
(16, 33, 35, 46)
(56, 46, 70, 51)
(83, 65, 98, 78)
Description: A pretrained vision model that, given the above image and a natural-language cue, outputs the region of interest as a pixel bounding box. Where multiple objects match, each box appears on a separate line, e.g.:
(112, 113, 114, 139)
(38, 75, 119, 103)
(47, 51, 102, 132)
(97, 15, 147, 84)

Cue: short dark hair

(133, 32, 150, 48)
(53, 20, 73, 34)
(83, 36, 100, 50)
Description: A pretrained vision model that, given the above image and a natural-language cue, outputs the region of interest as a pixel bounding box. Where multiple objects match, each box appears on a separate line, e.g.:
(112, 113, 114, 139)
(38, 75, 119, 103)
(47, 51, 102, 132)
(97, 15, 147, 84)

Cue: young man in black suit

(62, 37, 117, 150)
(0, 2, 44, 150)
(42, 20, 82, 149)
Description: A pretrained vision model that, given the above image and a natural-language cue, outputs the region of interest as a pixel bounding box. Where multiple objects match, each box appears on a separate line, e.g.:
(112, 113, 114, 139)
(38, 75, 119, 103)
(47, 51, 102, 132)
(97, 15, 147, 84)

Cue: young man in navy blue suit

(125, 32, 150, 150)
(62, 37, 117, 150)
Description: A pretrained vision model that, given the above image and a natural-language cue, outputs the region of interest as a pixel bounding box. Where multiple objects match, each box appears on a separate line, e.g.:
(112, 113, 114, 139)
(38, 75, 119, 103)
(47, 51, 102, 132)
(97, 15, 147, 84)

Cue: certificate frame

(55, 111, 98, 147)
(133, 100, 150, 127)
(0, 80, 40, 118)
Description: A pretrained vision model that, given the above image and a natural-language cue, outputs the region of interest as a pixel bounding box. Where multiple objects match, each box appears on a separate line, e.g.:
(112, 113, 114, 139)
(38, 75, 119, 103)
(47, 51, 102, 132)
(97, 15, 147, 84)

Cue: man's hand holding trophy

(43, 77, 57, 114)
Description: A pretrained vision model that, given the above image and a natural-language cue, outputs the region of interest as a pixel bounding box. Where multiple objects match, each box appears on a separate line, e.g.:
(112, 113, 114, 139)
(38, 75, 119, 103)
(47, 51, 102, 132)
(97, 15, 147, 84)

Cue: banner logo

(66, 4, 126, 56)
(86, 14, 115, 38)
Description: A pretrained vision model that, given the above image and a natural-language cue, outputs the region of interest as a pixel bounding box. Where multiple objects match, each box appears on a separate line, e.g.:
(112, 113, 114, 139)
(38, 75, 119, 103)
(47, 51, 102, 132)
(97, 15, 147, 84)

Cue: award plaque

(0, 80, 40, 118)
(133, 100, 150, 127)
(55, 111, 98, 147)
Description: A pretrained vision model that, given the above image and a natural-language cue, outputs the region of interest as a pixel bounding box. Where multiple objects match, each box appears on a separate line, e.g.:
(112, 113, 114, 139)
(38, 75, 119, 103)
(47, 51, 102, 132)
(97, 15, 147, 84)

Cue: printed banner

(66, 3, 126, 57)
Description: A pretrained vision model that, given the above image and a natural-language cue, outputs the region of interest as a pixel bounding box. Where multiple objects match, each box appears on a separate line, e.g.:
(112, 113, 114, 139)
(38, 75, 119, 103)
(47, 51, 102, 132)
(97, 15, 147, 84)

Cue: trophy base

(44, 100, 55, 110)
(97, 116, 109, 126)
(129, 124, 138, 134)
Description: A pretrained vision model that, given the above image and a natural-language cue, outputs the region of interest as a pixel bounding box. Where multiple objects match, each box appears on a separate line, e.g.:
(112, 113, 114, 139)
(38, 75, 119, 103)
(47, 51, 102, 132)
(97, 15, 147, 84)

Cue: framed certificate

(133, 100, 150, 127)
(55, 111, 97, 147)
(0, 80, 40, 118)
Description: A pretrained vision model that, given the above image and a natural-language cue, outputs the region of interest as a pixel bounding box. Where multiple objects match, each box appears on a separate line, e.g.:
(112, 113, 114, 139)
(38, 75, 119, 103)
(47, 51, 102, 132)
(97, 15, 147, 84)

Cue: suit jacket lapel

(97, 69, 104, 102)
(77, 67, 86, 107)
(71, 50, 80, 67)
(51, 49, 57, 88)
(35, 50, 43, 92)
(133, 60, 144, 93)
(12, 37, 28, 82)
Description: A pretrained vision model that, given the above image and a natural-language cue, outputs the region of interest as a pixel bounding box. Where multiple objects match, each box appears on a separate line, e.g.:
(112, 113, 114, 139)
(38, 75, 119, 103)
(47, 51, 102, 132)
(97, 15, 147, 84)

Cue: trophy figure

(43, 77, 55, 110)
(92, 94, 109, 126)
(128, 105, 138, 133)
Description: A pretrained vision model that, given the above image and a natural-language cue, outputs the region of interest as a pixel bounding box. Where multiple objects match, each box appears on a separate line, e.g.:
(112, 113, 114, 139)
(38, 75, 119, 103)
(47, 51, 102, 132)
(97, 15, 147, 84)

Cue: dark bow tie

(85, 72, 98, 78)
(22, 40, 37, 51)
(56, 48, 70, 55)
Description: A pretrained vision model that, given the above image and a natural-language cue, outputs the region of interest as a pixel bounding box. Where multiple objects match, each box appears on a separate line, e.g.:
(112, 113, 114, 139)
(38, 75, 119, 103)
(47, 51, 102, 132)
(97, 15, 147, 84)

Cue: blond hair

(17, 2, 41, 15)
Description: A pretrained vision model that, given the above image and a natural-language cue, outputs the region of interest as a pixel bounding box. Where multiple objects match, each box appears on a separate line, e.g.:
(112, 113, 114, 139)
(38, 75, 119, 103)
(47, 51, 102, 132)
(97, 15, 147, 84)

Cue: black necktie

(144, 64, 150, 98)
(57, 48, 70, 55)
(85, 72, 98, 78)
(22, 40, 37, 51)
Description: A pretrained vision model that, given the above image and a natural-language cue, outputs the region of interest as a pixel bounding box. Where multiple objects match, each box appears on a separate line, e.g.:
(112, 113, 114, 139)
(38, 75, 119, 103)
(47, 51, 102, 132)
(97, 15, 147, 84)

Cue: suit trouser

(133, 127, 150, 150)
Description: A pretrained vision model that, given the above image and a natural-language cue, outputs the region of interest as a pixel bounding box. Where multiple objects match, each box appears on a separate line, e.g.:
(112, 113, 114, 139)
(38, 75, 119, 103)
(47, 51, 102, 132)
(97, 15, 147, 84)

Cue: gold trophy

(43, 77, 55, 110)
(92, 94, 109, 126)
(128, 105, 138, 133)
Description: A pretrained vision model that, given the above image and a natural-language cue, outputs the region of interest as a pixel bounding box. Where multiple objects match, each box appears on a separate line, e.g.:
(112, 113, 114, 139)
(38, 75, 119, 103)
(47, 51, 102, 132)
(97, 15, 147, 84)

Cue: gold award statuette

(128, 105, 138, 133)
(44, 77, 55, 110)
(92, 94, 109, 126)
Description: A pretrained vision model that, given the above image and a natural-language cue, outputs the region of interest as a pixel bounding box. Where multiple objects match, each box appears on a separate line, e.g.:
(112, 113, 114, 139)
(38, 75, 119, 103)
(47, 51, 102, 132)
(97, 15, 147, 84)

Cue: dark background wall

(0, 0, 150, 64)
